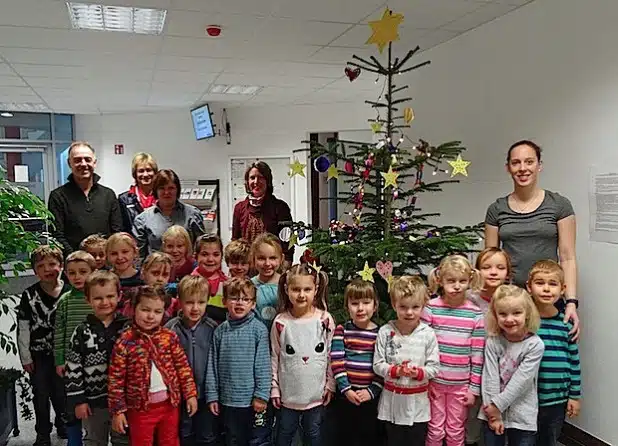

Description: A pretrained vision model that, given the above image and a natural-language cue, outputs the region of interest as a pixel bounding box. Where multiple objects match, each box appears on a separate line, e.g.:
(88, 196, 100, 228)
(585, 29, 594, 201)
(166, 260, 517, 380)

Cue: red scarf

(130, 185, 156, 210)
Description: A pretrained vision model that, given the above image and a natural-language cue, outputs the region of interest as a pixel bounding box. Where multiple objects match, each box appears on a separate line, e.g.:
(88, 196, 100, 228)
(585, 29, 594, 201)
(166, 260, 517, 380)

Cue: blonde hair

(278, 263, 329, 312)
(223, 277, 257, 301)
(162, 225, 193, 257)
(66, 250, 96, 271)
(528, 259, 564, 285)
(80, 234, 107, 251)
(428, 254, 482, 294)
(224, 239, 251, 264)
(30, 245, 63, 268)
(250, 233, 283, 270)
(344, 278, 379, 308)
(475, 247, 512, 283)
(106, 232, 138, 255)
(177, 275, 209, 302)
(131, 152, 158, 180)
(142, 251, 173, 273)
(486, 284, 540, 336)
(390, 275, 429, 307)
(85, 270, 120, 299)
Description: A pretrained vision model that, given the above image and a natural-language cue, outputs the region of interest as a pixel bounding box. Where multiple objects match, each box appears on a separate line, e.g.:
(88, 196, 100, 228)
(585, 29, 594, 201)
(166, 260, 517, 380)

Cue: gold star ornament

(366, 9, 405, 53)
(288, 159, 306, 178)
(371, 122, 383, 133)
(357, 261, 375, 283)
(381, 166, 399, 189)
(447, 155, 471, 177)
(327, 164, 339, 181)
(288, 232, 298, 249)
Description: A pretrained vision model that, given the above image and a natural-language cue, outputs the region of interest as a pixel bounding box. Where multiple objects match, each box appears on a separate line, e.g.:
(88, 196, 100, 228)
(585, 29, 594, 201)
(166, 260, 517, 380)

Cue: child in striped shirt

(527, 260, 581, 446)
(331, 278, 383, 446)
(374, 276, 440, 446)
(423, 255, 485, 446)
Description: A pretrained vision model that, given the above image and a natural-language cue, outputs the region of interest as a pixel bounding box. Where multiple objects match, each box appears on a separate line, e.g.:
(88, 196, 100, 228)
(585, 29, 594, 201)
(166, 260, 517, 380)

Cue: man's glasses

(227, 296, 254, 304)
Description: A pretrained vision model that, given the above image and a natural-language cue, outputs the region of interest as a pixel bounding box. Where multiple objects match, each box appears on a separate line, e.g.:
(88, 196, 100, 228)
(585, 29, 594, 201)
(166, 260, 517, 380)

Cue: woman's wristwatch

(565, 298, 579, 308)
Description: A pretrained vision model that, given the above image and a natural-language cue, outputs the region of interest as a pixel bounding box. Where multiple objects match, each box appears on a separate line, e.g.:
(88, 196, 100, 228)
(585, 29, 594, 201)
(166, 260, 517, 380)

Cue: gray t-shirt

(479, 334, 545, 432)
(485, 190, 574, 286)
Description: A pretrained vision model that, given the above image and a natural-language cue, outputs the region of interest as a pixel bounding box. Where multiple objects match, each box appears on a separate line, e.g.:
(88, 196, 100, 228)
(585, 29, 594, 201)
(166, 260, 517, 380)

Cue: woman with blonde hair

(118, 152, 159, 232)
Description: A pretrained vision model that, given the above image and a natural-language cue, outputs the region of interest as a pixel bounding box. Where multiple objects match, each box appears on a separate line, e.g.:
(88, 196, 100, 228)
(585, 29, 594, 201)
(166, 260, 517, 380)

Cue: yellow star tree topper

(357, 261, 375, 282)
(447, 155, 471, 177)
(366, 9, 405, 53)
(381, 166, 400, 189)
(288, 159, 306, 178)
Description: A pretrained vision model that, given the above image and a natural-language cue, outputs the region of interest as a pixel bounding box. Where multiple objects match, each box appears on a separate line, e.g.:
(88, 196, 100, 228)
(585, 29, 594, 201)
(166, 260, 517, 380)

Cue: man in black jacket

(48, 142, 122, 256)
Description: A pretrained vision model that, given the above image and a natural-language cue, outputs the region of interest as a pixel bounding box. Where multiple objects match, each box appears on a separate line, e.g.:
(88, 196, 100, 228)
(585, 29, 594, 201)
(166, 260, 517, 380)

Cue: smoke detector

(205, 25, 222, 37)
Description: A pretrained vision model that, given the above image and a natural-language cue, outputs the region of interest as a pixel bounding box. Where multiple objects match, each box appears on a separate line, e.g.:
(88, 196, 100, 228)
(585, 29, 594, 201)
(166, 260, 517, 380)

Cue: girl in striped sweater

(424, 255, 486, 446)
(330, 278, 383, 446)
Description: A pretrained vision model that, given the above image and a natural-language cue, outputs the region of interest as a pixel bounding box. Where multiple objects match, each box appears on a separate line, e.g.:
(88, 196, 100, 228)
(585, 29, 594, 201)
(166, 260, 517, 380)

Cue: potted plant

(0, 165, 53, 445)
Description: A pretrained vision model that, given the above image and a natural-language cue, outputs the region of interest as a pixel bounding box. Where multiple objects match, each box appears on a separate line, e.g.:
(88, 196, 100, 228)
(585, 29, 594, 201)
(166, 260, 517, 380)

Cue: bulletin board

(228, 155, 293, 224)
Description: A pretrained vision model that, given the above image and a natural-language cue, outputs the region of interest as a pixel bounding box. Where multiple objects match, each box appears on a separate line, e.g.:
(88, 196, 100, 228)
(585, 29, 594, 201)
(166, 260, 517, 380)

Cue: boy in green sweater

(54, 250, 96, 446)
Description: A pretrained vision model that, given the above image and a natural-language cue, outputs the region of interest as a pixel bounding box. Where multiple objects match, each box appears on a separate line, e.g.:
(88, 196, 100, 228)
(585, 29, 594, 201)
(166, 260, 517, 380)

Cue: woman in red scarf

(232, 161, 294, 263)
(118, 152, 158, 233)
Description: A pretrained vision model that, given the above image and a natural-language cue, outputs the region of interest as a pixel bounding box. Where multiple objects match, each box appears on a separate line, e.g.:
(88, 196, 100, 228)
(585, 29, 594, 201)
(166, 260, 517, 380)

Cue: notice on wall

(589, 166, 618, 243)
(14, 165, 29, 183)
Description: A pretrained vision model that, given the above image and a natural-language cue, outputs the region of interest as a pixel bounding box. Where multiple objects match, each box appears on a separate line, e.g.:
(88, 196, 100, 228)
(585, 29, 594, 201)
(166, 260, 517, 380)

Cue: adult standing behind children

(133, 169, 206, 259)
(118, 152, 159, 233)
(48, 142, 123, 256)
(232, 161, 294, 264)
(484, 140, 580, 337)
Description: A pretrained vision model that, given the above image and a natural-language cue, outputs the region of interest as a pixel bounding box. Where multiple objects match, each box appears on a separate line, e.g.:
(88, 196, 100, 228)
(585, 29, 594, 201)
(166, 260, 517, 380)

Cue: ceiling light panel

(208, 84, 263, 95)
(66, 2, 167, 35)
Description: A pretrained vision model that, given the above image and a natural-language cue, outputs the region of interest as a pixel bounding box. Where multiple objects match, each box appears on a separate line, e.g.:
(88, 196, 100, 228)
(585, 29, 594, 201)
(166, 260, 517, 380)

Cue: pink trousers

(426, 382, 468, 446)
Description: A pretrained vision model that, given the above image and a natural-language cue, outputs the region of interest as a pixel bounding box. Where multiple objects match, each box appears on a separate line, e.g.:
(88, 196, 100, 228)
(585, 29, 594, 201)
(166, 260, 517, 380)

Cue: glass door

(0, 146, 49, 201)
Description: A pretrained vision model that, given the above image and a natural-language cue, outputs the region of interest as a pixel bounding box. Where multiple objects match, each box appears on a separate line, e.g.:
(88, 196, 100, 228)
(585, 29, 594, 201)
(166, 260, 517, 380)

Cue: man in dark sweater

(48, 142, 122, 256)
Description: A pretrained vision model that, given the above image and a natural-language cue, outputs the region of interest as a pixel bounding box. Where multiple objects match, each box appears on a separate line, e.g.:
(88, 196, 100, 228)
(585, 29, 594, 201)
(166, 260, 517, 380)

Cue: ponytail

(277, 264, 329, 313)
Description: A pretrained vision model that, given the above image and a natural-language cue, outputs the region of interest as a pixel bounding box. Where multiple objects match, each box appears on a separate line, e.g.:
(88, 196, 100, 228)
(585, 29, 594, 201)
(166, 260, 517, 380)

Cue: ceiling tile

(152, 70, 218, 84)
(330, 23, 432, 47)
(441, 2, 519, 31)
(378, 0, 482, 29)
(0, 75, 27, 87)
(147, 93, 202, 107)
(216, 73, 332, 89)
(223, 60, 344, 78)
(0, 86, 39, 98)
(149, 81, 208, 94)
(415, 29, 460, 49)
(155, 55, 227, 72)
(0, 48, 158, 69)
(171, 0, 278, 16)
(271, 0, 384, 23)
(165, 11, 267, 41)
(0, 63, 14, 75)
(0, 0, 70, 28)
(253, 18, 353, 47)
(199, 93, 255, 102)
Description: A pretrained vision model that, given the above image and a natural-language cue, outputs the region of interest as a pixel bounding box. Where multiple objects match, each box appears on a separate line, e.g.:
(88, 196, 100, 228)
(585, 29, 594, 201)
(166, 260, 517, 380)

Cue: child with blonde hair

(80, 234, 107, 270)
(162, 225, 196, 285)
(251, 233, 284, 330)
(106, 233, 143, 310)
(424, 255, 485, 446)
(373, 276, 439, 446)
(224, 239, 251, 278)
(479, 285, 544, 446)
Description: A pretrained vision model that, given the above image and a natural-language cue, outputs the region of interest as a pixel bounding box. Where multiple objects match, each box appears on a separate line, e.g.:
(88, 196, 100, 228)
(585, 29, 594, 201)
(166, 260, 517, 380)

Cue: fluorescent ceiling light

(0, 103, 50, 112)
(208, 84, 263, 95)
(66, 2, 167, 35)
(0, 112, 14, 118)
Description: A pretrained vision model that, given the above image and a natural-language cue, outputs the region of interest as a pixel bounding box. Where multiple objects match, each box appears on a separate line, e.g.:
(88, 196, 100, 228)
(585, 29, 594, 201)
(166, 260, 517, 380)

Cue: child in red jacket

(108, 285, 198, 446)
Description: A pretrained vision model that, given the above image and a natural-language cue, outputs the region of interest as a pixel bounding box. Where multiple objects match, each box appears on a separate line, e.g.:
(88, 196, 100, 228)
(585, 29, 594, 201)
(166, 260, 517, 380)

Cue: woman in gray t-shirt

(484, 140, 579, 337)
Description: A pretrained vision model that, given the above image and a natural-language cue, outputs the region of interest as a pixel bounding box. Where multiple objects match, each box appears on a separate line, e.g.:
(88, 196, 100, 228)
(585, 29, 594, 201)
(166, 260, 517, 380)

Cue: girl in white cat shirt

(270, 264, 335, 446)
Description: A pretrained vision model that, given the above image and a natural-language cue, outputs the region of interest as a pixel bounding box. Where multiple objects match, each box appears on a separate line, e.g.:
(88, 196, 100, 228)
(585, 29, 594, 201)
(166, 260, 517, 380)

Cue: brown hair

(344, 278, 378, 308)
(153, 169, 181, 199)
(106, 232, 138, 256)
(30, 245, 63, 269)
(506, 140, 542, 163)
(389, 275, 429, 307)
(85, 270, 120, 299)
(66, 251, 96, 271)
(223, 277, 257, 301)
(80, 234, 107, 251)
(68, 141, 95, 159)
(428, 254, 483, 294)
(250, 233, 283, 269)
(142, 251, 173, 273)
(224, 239, 251, 264)
(131, 152, 158, 180)
(486, 285, 540, 336)
(195, 234, 223, 255)
(244, 161, 274, 196)
(278, 263, 329, 312)
(132, 285, 170, 309)
(527, 259, 565, 285)
(475, 247, 513, 283)
(162, 225, 193, 257)
(178, 275, 210, 302)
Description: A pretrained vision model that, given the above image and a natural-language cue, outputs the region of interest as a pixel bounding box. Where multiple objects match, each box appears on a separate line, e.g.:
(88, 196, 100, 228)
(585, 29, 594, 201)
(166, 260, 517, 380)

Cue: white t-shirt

(149, 363, 168, 394)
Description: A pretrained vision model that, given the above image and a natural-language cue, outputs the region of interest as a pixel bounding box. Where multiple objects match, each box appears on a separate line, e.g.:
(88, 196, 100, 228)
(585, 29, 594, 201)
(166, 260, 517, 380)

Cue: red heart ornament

(345, 66, 361, 82)
(376, 260, 393, 281)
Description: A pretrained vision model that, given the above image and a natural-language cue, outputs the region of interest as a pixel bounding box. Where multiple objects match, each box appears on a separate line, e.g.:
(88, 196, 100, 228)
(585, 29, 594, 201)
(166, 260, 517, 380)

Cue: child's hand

(567, 399, 581, 418)
(356, 389, 372, 403)
(55, 365, 65, 377)
(464, 391, 476, 407)
(208, 402, 220, 416)
(322, 390, 333, 406)
(186, 397, 198, 417)
(112, 413, 128, 434)
(345, 390, 361, 406)
(252, 398, 267, 413)
(23, 363, 34, 374)
(483, 403, 501, 420)
(401, 364, 419, 379)
(489, 419, 505, 435)
(272, 397, 281, 409)
(75, 403, 92, 420)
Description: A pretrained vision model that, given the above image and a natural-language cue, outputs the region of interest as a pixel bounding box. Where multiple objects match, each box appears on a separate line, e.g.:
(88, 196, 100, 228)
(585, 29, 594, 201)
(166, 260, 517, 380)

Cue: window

(53, 114, 74, 141)
(0, 112, 51, 140)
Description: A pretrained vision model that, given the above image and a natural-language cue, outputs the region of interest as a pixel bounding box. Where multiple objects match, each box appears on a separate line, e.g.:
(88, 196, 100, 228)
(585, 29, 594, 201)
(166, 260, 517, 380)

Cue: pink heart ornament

(376, 260, 393, 281)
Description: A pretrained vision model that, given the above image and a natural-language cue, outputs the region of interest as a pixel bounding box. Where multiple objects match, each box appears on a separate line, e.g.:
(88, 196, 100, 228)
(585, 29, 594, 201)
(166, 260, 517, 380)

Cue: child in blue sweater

(206, 277, 271, 446)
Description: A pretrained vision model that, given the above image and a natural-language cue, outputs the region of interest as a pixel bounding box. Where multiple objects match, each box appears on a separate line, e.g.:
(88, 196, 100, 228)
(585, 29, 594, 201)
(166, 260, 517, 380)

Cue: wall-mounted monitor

(190, 103, 214, 140)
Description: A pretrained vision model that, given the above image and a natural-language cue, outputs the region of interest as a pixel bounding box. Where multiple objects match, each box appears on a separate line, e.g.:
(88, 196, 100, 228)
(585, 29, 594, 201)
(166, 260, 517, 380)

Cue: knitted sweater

(205, 312, 271, 407)
(251, 276, 279, 330)
(108, 325, 197, 415)
(53, 288, 92, 366)
(65, 313, 129, 411)
(330, 320, 383, 398)
(422, 297, 485, 395)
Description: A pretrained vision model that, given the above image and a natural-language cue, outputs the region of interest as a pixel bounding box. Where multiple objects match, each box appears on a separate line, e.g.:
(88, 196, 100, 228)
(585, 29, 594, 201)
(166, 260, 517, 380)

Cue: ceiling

(0, 0, 533, 114)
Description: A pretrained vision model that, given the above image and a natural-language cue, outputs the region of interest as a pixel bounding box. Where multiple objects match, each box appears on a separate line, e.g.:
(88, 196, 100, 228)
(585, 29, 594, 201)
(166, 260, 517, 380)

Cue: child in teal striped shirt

(527, 260, 581, 446)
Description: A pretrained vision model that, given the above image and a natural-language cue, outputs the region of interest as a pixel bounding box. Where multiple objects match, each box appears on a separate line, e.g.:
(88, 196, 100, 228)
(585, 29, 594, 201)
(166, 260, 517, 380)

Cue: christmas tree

(285, 9, 482, 322)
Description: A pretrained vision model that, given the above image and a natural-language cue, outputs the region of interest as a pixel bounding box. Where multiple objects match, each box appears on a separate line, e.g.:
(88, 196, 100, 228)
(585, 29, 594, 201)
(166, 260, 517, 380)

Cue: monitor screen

(191, 104, 214, 140)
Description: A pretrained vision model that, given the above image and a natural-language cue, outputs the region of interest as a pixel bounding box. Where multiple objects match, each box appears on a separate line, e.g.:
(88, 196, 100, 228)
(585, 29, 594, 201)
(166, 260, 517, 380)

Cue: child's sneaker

(56, 424, 67, 439)
(33, 434, 51, 446)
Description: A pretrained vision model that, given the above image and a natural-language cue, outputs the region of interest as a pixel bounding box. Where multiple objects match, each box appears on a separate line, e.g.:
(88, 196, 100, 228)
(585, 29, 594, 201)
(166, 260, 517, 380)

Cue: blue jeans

(536, 403, 567, 446)
(180, 401, 218, 446)
(483, 422, 536, 446)
(250, 403, 274, 446)
(276, 406, 323, 446)
(66, 420, 83, 446)
(222, 406, 253, 446)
